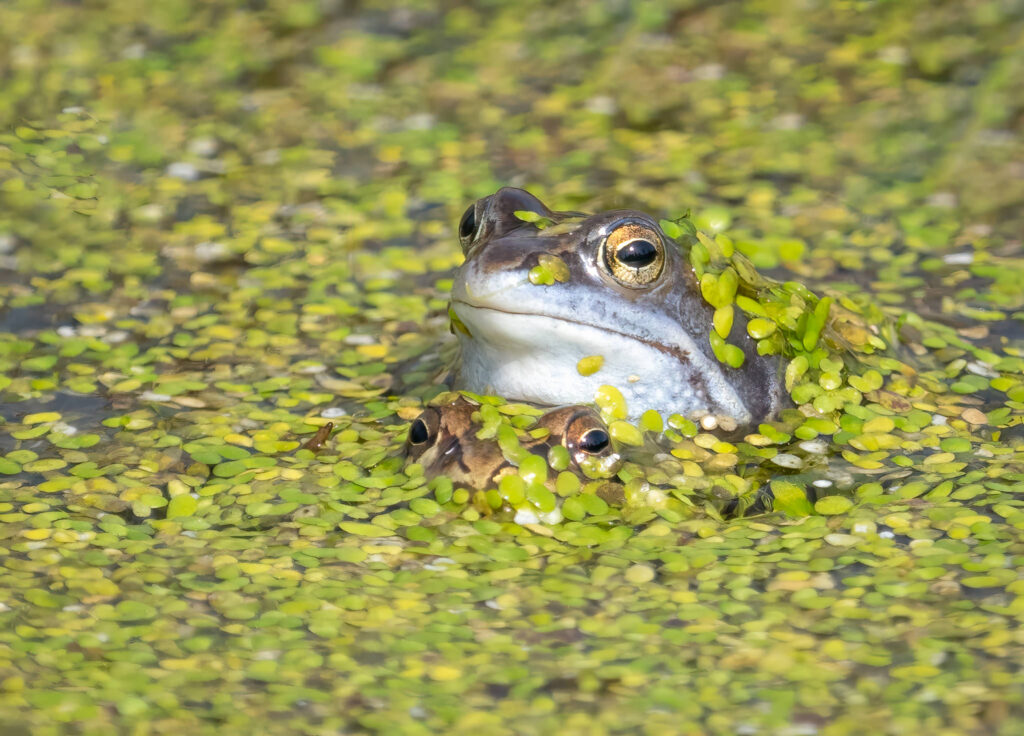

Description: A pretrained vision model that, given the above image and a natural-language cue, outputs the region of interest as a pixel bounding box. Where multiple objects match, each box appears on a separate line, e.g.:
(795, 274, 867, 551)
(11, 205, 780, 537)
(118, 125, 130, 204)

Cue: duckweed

(576, 355, 604, 376)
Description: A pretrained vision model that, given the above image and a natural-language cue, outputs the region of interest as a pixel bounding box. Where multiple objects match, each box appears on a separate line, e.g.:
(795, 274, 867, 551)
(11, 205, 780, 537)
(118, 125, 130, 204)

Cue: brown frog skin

(404, 396, 622, 490)
(449, 187, 788, 427)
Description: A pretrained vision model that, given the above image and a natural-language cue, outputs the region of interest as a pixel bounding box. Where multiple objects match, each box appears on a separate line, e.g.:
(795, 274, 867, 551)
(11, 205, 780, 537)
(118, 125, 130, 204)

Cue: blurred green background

(1, 1, 1023, 734)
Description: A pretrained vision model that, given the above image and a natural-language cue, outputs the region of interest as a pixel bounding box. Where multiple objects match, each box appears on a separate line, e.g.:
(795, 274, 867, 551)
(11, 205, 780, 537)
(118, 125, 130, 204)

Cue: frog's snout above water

(449, 187, 788, 426)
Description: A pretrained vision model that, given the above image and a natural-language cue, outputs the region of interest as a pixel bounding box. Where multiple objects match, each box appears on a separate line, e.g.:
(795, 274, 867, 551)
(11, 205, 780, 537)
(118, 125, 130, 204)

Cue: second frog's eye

(409, 418, 430, 445)
(458, 204, 479, 249)
(564, 412, 616, 459)
(564, 410, 623, 478)
(407, 408, 441, 449)
(577, 427, 610, 454)
(600, 221, 665, 287)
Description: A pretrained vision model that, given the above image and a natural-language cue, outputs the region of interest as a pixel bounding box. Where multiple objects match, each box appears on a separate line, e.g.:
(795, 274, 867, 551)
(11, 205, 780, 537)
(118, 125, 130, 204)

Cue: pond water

(0, 1, 1022, 734)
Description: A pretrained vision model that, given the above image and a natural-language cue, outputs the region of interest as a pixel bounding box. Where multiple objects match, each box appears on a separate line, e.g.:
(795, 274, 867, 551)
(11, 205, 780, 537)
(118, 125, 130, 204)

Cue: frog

(449, 187, 788, 427)
(404, 395, 622, 489)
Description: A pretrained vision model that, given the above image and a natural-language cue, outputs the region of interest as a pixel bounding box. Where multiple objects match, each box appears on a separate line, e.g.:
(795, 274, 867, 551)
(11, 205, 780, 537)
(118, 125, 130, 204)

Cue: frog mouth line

(450, 299, 694, 368)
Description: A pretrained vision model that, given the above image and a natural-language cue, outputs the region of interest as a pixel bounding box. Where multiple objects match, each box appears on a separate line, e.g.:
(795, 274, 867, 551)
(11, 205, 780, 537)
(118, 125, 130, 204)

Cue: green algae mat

(2, 1, 1024, 734)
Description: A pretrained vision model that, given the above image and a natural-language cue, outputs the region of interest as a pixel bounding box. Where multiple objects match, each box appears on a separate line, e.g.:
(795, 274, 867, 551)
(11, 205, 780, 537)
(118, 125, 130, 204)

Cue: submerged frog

(450, 188, 788, 426)
(405, 396, 622, 489)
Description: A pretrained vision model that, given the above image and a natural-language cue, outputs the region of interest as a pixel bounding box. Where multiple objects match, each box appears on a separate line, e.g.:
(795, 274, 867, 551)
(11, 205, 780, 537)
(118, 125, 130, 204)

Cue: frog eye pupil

(578, 428, 610, 454)
(617, 239, 657, 267)
(459, 205, 477, 243)
(409, 418, 430, 445)
(602, 224, 665, 287)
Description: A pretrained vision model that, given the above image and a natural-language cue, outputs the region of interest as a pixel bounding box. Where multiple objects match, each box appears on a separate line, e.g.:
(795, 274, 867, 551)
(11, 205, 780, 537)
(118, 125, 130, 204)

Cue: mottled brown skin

(404, 397, 506, 489)
(405, 396, 621, 490)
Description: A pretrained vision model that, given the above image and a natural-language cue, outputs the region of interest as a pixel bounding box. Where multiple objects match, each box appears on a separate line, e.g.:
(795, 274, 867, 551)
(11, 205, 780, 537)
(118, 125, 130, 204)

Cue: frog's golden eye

(458, 204, 479, 250)
(600, 222, 665, 287)
(407, 408, 440, 449)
